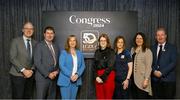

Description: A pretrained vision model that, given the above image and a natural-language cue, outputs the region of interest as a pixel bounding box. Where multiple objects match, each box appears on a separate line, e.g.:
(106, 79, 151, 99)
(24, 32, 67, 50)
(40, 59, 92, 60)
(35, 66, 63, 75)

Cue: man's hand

(154, 70, 162, 78)
(22, 69, 33, 78)
(52, 70, 59, 77)
(48, 72, 56, 80)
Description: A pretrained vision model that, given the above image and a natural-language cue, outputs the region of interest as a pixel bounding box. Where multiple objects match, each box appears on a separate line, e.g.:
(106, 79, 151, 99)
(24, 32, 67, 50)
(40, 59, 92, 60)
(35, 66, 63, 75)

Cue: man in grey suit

(9, 22, 37, 99)
(34, 26, 59, 99)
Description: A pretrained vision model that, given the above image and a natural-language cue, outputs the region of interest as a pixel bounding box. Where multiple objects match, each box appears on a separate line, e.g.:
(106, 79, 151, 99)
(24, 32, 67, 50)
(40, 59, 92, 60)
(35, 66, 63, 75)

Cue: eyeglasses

(24, 28, 34, 30)
(100, 40, 107, 42)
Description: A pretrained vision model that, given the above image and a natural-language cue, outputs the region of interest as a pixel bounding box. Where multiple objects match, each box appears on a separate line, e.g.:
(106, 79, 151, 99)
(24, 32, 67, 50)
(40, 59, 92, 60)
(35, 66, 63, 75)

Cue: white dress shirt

(72, 54, 78, 76)
(157, 42, 166, 58)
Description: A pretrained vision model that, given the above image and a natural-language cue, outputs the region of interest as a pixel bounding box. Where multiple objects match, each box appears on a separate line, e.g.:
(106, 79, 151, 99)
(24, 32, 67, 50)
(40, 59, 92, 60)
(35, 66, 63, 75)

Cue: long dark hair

(133, 32, 149, 52)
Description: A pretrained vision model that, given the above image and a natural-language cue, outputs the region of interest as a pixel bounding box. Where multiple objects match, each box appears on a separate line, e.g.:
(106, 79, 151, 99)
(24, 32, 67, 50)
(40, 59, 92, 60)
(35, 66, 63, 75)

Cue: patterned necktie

(48, 43, 56, 66)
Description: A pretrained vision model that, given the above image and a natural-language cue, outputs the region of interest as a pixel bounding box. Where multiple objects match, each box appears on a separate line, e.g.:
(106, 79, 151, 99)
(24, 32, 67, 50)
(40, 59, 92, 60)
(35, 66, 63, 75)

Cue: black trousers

(152, 81, 176, 99)
(130, 74, 150, 99)
(10, 74, 34, 99)
(113, 81, 130, 99)
(131, 82, 149, 99)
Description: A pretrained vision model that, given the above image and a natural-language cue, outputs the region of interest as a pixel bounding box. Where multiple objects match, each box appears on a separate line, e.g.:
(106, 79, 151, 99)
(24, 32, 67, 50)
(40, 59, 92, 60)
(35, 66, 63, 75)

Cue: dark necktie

(27, 39, 31, 57)
(157, 45, 162, 68)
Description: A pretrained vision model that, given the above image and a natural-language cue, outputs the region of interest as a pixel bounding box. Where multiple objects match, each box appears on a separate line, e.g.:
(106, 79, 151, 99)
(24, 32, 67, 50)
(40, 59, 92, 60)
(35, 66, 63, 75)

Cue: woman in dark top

(113, 36, 133, 99)
(94, 33, 115, 99)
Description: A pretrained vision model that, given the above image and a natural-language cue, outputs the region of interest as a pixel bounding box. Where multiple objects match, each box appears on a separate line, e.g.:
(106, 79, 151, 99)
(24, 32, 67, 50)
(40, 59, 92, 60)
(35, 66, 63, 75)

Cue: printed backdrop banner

(42, 11, 138, 58)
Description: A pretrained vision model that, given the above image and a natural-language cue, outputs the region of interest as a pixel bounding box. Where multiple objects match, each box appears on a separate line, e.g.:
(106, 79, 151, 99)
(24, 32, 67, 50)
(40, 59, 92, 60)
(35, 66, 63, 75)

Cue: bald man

(9, 22, 37, 99)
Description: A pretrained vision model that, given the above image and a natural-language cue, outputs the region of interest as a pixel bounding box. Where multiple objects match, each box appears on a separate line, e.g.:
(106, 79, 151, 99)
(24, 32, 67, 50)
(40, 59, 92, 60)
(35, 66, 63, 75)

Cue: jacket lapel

(76, 50, 80, 68)
(20, 37, 29, 58)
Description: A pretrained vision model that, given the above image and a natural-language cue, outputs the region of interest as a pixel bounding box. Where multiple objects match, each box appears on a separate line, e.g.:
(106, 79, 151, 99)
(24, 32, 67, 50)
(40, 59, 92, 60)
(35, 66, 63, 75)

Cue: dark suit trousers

(152, 81, 176, 99)
(10, 74, 34, 99)
(36, 79, 57, 99)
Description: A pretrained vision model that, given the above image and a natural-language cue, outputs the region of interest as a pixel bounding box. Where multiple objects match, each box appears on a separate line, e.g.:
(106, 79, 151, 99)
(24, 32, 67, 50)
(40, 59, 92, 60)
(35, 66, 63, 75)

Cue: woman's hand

(96, 77, 103, 83)
(142, 79, 149, 89)
(122, 79, 129, 90)
(71, 74, 78, 82)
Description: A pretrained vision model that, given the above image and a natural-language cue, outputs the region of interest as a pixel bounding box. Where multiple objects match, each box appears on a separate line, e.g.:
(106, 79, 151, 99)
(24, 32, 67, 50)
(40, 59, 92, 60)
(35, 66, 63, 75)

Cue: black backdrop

(42, 11, 138, 58)
(0, 0, 180, 99)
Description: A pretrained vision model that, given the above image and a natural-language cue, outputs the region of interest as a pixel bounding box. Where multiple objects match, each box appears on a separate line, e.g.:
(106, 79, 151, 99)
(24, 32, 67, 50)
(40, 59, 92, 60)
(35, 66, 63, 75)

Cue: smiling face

(99, 37, 107, 49)
(69, 37, 77, 49)
(135, 34, 144, 47)
(44, 29, 55, 42)
(116, 38, 124, 49)
(156, 30, 167, 44)
(22, 22, 34, 38)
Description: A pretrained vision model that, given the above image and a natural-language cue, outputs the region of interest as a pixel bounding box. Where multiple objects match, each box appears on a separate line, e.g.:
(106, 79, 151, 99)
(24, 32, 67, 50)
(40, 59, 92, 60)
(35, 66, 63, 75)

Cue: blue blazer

(57, 49, 85, 86)
(151, 43, 177, 82)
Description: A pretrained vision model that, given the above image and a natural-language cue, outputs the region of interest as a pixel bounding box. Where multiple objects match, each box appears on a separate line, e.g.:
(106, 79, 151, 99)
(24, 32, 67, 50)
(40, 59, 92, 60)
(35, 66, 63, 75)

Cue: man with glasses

(9, 22, 37, 99)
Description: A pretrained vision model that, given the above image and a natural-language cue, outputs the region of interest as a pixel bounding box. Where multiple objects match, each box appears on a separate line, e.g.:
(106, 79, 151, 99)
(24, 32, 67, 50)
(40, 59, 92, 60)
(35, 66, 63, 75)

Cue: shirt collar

(44, 40, 52, 45)
(158, 42, 166, 47)
(23, 35, 31, 41)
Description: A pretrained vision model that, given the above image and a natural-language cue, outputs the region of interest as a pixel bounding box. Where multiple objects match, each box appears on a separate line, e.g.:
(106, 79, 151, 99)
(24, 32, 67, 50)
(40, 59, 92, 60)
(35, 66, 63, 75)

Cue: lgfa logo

(81, 30, 99, 53)
(83, 32, 96, 44)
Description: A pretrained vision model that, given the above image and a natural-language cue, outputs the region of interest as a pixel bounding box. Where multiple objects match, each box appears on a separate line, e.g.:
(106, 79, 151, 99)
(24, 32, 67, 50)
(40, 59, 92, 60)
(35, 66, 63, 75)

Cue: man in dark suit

(9, 22, 37, 99)
(151, 27, 177, 99)
(34, 26, 59, 99)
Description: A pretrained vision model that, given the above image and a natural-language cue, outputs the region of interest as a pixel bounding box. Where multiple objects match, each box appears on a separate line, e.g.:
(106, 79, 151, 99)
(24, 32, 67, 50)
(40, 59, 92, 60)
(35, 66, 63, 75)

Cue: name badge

(121, 55, 125, 59)
(162, 48, 166, 52)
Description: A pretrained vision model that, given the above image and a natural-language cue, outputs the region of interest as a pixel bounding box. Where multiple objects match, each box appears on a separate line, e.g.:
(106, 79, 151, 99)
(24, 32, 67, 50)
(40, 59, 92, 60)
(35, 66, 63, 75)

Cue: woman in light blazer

(57, 35, 85, 99)
(131, 32, 152, 98)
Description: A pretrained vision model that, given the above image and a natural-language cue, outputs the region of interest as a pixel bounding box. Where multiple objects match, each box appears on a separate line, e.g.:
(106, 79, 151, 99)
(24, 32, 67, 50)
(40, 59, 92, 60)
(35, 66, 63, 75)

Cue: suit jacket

(131, 48, 152, 95)
(57, 49, 85, 86)
(9, 36, 37, 77)
(34, 41, 59, 82)
(151, 43, 177, 82)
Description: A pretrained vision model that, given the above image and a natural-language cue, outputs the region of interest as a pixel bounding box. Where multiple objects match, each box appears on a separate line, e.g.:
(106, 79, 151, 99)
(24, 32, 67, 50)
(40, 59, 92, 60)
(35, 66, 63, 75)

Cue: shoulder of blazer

(61, 49, 68, 55)
(165, 42, 175, 49)
(31, 39, 37, 45)
(14, 36, 23, 42)
(13, 36, 25, 47)
(145, 48, 152, 55)
(76, 49, 82, 54)
(145, 48, 151, 52)
(36, 41, 44, 46)
(76, 50, 83, 58)
(130, 47, 135, 54)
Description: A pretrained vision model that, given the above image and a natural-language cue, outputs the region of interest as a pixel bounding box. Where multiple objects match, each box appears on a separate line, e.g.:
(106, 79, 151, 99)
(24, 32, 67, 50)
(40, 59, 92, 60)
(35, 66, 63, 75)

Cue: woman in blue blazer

(57, 35, 85, 99)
